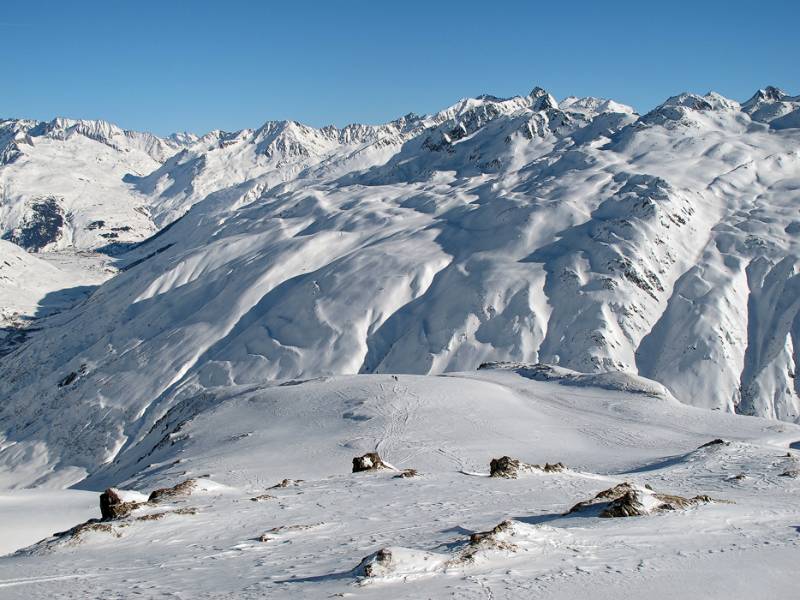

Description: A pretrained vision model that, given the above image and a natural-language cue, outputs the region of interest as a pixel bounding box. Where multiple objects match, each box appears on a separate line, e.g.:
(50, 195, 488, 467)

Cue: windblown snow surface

(1, 85, 800, 598)
(2, 371, 800, 598)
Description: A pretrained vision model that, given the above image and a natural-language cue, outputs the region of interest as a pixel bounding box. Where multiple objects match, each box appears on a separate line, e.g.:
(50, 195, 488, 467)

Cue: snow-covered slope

(0, 240, 113, 334)
(1, 370, 799, 598)
(1, 86, 800, 492)
(0, 240, 82, 328)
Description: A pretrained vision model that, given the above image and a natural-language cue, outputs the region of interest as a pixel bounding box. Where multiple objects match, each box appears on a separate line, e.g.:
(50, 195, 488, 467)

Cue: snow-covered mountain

(1, 85, 800, 492)
(2, 85, 800, 598)
(129, 115, 425, 228)
(741, 85, 800, 129)
(0, 117, 192, 253)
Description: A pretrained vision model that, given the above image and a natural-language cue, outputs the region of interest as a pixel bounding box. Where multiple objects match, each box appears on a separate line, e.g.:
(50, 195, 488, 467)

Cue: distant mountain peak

(742, 85, 800, 128)
(529, 86, 558, 111)
(748, 85, 787, 104)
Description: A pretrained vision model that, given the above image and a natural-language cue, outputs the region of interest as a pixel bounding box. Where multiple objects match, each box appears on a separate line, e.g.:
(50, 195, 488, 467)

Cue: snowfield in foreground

(1, 370, 798, 598)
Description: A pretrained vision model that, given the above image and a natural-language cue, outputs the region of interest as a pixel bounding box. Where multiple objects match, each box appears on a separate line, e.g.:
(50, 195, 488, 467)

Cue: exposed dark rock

(490, 456, 567, 478)
(543, 462, 566, 473)
(469, 519, 514, 545)
(99, 488, 142, 520)
(393, 468, 418, 479)
(352, 452, 387, 472)
(58, 364, 87, 388)
(147, 478, 197, 503)
(58, 371, 79, 387)
(120, 243, 174, 271)
(250, 494, 276, 502)
(489, 456, 521, 478)
(458, 520, 519, 561)
(2, 197, 65, 251)
(172, 507, 198, 515)
(96, 240, 140, 256)
(567, 482, 720, 518)
(265, 523, 322, 534)
(699, 438, 729, 449)
(599, 490, 649, 517)
(136, 512, 167, 521)
(568, 482, 635, 514)
(0, 141, 23, 165)
(357, 548, 393, 578)
(269, 478, 303, 488)
(653, 493, 713, 510)
(52, 519, 121, 544)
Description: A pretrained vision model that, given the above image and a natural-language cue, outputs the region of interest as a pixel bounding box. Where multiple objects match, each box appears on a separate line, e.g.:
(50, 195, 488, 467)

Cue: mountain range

(1, 85, 800, 489)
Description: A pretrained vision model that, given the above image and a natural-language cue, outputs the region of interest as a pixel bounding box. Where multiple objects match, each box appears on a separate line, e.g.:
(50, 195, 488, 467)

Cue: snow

(0, 489, 97, 556)
(111, 489, 149, 504)
(0, 118, 177, 252)
(741, 86, 800, 127)
(1, 86, 800, 492)
(1, 84, 800, 597)
(0, 241, 113, 333)
(0, 371, 798, 597)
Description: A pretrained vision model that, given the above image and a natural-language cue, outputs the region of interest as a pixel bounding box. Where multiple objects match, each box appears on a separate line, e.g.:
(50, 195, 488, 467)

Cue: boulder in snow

(490, 456, 522, 478)
(99, 488, 143, 520)
(394, 468, 418, 478)
(147, 479, 197, 503)
(352, 452, 388, 472)
(269, 478, 303, 488)
(567, 482, 718, 518)
(698, 438, 730, 449)
(489, 456, 567, 478)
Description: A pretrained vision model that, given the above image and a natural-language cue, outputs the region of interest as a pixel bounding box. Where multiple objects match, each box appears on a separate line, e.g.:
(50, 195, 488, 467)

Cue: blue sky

(3, 0, 798, 135)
